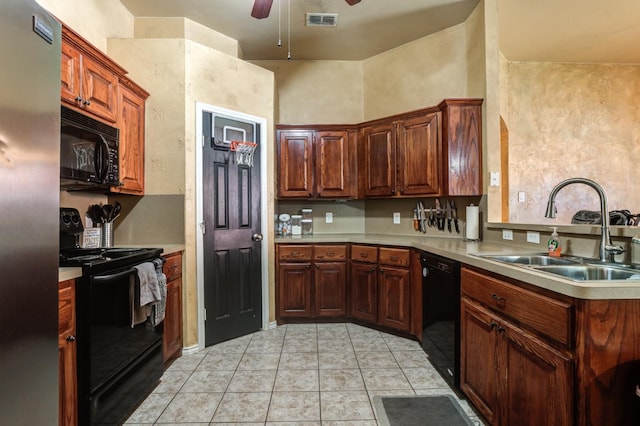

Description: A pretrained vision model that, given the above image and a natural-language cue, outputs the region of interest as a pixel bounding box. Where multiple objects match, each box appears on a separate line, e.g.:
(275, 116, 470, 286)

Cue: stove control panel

(60, 207, 84, 236)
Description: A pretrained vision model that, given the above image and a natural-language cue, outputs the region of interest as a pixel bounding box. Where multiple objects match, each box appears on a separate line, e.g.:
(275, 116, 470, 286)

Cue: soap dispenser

(548, 227, 561, 257)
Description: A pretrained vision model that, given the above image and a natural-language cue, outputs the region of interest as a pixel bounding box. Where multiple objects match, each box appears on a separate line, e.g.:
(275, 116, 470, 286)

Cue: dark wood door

(203, 111, 262, 346)
(277, 262, 312, 317)
(362, 123, 396, 197)
(396, 112, 440, 196)
(277, 130, 314, 197)
(502, 321, 573, 426)
(313, 262, 346, 317)
(349, 262, 378, 322)
(377, 266, 411, 331)
(314, 130, 356, 198)
(460, 298, 499, 425)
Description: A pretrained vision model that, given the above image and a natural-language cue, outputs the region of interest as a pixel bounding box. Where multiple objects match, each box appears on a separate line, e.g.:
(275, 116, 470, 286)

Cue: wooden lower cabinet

(377, 265, 412, 333)
(277, 244, 346, 321)
(59, 279, 77, 426)
(349, 262, 378, 323)
(163, 252, 183, 364)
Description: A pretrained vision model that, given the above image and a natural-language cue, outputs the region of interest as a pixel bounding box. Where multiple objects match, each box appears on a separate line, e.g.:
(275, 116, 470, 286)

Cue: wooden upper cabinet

(112, 81, 149, 195)
(315, 130, 357, 198)
(61, 25, 123, 123)
(439, 99, 483, 196)
(396, 112, 440, 196)
(277, 127, 356, 199)
(361, 121, 395, 197)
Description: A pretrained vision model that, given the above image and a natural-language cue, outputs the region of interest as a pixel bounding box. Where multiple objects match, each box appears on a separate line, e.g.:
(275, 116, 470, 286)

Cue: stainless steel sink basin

(531, 265, 640, 281)
(478, 254, 581, 266)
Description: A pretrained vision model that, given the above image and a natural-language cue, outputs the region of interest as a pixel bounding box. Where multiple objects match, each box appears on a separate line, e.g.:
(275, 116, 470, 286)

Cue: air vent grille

(306, 13, 338, 27)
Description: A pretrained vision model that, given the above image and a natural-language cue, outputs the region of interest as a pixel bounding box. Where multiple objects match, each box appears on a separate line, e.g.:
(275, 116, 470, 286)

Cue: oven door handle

(92, 268, 136, 283)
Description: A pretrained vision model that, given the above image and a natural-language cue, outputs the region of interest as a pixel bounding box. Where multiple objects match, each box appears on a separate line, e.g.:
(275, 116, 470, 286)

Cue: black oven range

(60, 208, 164, 425)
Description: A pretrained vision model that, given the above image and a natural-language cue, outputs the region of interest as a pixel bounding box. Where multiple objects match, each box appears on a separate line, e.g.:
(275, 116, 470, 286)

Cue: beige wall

(500, 60, 640, 224)
(254, 60, 364, 125)
(35, 0, 133, 52)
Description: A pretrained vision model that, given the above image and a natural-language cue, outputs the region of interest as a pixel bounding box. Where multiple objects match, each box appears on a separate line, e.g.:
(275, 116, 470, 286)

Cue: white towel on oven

(130, 275, 148, 327)
(134, 262, 161, 306)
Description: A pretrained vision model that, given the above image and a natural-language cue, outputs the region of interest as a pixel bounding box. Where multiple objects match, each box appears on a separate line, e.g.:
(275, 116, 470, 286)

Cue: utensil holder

(101, 222, 114, 248)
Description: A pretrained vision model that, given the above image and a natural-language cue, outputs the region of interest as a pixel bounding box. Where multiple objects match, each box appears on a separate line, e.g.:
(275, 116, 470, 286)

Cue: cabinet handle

(326, 252, 336, 257)
(359, 253, 368, 258)
(390, 256, 399, 262)
(66, 335, 76, 342)
(291, 251, 299, 257)
(491, 293, 505, 302)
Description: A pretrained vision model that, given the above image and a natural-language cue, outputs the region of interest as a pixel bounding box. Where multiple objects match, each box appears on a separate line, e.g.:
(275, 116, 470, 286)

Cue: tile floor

(125, 323, 486, 425)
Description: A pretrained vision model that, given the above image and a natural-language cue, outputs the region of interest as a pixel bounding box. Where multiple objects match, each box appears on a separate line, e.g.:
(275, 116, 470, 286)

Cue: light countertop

(275, 233, 640, 300)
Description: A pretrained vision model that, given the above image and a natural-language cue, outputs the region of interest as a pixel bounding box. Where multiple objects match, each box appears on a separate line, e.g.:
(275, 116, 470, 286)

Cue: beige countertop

(275, 233, 640, 300)
(58, 244, 185, 282)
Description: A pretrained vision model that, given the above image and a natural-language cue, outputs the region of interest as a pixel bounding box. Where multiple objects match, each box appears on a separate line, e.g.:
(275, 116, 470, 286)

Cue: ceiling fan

(251, 0, 362, 19)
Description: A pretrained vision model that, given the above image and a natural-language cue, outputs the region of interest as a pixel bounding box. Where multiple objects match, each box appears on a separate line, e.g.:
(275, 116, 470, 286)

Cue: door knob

(252, 233, 263, 242)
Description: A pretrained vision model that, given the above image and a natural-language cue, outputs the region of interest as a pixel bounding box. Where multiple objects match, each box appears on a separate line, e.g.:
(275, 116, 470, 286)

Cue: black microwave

(60, 106, 119, 190)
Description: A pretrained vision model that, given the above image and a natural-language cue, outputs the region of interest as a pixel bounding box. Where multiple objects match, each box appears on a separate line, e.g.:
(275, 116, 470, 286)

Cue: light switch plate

(490, 172, 500, 187)
(518, 191, 526, 203)
(502, 229, 513, 240)
(527, 231, 540, 244)
(393, 212, 401, 224)
(325, 212, 333, 224)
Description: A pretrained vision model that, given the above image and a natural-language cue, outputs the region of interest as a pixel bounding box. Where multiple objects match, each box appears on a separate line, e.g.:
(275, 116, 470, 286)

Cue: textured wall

(501, 61, 640, 224)
(254, 60, 364, 125)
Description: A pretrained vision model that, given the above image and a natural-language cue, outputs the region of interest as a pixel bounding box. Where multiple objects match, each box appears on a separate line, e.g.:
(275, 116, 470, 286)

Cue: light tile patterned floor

(125, 323, 486, 425)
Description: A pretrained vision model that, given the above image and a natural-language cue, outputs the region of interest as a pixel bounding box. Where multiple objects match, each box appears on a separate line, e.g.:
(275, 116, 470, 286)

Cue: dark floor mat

(374, 395, 475, 426)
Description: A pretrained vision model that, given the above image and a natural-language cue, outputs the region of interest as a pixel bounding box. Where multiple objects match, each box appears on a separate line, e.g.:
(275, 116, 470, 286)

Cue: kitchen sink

(478, 254, 581, 266)
(531, 265, 640, 281)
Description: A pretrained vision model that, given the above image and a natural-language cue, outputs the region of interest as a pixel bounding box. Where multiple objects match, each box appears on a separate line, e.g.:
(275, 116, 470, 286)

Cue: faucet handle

(605, 244, 625, 255)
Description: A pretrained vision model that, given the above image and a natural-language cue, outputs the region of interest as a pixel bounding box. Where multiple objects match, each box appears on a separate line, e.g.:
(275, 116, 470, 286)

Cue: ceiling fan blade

(345, 0, 362, 5)
(251, 0, 273, 19)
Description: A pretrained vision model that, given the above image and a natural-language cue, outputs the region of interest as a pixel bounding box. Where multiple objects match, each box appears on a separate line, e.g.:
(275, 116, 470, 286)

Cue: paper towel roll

(466, 205, 480, 240)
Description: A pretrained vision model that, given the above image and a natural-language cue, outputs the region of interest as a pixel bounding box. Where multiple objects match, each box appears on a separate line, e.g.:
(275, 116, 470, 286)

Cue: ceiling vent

(306, 13, 338, 27)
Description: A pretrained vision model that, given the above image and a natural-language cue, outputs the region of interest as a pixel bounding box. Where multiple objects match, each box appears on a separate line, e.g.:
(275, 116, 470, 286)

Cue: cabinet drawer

(379, 247, 411, 267)
(314, 245, 347, 261)
(461, 268, 573, 348)
(351, 245, 378, 263)
(163, 253, 183, 282)
(278, 245, 313, 261)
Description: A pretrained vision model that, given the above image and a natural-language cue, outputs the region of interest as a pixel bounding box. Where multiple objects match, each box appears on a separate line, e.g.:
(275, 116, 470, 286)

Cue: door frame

(195, 102, 270, 350)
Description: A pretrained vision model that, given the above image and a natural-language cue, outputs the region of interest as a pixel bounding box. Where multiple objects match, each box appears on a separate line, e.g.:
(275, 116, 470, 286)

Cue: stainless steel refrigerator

(0, 0, 61, 424)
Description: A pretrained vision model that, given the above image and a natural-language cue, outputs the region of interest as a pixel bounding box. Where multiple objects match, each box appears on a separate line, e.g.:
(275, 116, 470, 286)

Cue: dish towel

(151, 258, 167, 326)
(129, 275, 148, 327)
(135, 262, 161, 306)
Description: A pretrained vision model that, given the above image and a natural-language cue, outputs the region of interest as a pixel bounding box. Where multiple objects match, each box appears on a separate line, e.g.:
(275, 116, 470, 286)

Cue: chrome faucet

(544, 178, 624, 262)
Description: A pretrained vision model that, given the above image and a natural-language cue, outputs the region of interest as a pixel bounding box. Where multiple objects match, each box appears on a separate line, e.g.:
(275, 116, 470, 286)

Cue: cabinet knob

(305, 265, 310, 270)
(66, 335, 76, 342)
(75, 96, 82, 102)
(380, 268, 384, 274)
(83, 100, 91, 105)
(491, 293, 505, 302)
(370, 267, 376, 272)
(315, 264, 320, 269)
(326, 252, 336, 257)
(390, 256, 399, 262)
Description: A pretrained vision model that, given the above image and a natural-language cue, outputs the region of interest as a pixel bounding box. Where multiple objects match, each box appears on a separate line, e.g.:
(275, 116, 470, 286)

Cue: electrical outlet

(325, 212, 333, 224)
(527, 231, 540, 244)
(502, 229, 513, 240)
(393, 212, 401, 224)
(490, 172, 500, 187)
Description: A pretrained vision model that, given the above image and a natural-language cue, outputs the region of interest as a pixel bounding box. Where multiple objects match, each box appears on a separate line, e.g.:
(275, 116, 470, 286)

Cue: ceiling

(119, 0, 640, 63)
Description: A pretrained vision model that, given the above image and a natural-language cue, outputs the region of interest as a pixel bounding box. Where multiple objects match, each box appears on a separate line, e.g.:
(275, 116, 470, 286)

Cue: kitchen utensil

(446, 200, 452, 233)
(413, 207, 419, 231)
(428, 206, 436, 227)
(87, 204, 103, 224)
(419, 201, 427, 233)
(435, 199, 443, 231)
(112, 201, 121, 221)
(451, 200, 460, 233)
(102, 204, 113, 223)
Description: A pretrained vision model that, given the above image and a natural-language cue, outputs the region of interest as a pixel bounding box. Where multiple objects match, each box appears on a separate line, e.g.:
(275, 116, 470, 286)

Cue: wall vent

(306, 13, 338, 27)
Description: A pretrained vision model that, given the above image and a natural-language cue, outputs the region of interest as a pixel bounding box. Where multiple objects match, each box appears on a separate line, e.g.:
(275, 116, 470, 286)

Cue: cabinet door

(113, 83, 146, 194)
(396, 112, 440, 196)
(377, 266, 411, 331)
(81, 54, 118, 123)
(277, 262, 312, 317)
(277, 130, 314, 198)
(440, 99, 483, 196)
(362, 123, 396, 197)
(501, 322, 573, 426)
(315, 130, 356, 198)
(460, 298, 499, 425)
(313, 262, 346, 317)
(163, 277, 183, 363)
(350, 262, 378, 322)
(61, 42, 81, 107)
(59, 279, 77, 426)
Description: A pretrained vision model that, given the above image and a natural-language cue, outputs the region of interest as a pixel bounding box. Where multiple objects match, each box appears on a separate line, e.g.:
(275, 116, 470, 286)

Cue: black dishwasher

(421, 252, 461, 389)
